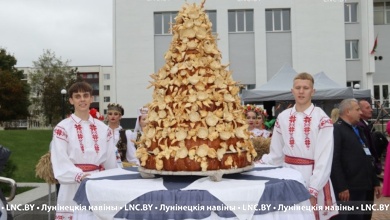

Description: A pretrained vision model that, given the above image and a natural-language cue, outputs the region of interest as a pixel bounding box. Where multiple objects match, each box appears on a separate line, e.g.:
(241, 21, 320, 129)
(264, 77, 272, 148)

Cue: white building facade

(373, 0, 390, 105)
(18, 0, 390, 128)
(113, 0, 378, 121)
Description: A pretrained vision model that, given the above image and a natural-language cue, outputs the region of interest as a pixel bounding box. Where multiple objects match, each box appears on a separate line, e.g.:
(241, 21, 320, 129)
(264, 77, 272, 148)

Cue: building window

(104, 73, 110, 80)
(91, 83, 99, 91)
(87, 74, 93, 79)
(228, 10, 254, 32)
(206, 10, 217, 33)
(344, 3, 358, 23)
(265, 9, 290, 32)
(383, 85, 389, 100)
(104, 85, 110, 91)
(154, 12, 177, 35)
(104, 97, 110, 102)
(346, 81, 360, 88)
(93, 96, 99, 102)
(374, 85, 380, 100)
(374, 2, 390, 25)
(345, 40, 359, 60)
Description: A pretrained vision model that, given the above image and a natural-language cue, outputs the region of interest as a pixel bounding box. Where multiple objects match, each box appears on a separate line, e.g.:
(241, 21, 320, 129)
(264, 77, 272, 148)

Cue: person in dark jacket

(331, 98, 381, 220)
(357, 99, 382, 174)
(356, 99, 381, 220)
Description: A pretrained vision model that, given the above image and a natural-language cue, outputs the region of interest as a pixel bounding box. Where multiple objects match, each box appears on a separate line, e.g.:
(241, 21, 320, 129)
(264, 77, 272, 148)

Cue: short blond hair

(294, 72, 314, 85)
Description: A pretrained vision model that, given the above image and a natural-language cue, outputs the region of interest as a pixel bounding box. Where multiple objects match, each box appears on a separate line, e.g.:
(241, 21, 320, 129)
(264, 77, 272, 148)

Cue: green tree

(29, 50, 79, 127)
(0, 48, 30, 122)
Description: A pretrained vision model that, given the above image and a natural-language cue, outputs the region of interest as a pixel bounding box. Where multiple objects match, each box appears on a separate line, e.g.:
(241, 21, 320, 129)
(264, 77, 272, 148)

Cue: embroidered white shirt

(261, 104, 334, 196)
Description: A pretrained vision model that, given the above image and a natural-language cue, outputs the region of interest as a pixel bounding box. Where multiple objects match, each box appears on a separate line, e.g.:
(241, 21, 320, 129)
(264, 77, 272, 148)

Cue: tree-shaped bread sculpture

(136, 0, 257, 172)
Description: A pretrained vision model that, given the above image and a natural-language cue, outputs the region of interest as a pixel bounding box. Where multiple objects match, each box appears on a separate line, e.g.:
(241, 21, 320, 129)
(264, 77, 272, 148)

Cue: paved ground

(8, 183, 56, 220)
(6, 182, 390, 220)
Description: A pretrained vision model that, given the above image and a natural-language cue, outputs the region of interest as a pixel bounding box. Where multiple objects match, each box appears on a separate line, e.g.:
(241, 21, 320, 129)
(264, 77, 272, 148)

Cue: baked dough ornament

(136, 0, 257, 174)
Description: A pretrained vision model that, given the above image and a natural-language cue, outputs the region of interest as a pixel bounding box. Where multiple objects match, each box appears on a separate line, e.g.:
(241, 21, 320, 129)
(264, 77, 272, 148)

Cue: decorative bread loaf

(136, 0, 257, 172)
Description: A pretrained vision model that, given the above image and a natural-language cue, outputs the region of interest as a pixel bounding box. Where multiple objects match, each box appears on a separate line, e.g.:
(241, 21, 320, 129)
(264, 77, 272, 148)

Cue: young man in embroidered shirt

(51, 82, 118, 220)
(260, 72, 338, 219)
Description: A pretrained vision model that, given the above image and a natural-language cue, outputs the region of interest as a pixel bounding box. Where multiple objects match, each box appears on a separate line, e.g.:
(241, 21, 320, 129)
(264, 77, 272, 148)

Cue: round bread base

(138, 164, 254, 182)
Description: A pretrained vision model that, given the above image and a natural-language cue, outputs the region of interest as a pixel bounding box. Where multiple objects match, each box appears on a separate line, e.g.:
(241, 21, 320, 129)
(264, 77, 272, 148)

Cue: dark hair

(68, 82, 93, 97)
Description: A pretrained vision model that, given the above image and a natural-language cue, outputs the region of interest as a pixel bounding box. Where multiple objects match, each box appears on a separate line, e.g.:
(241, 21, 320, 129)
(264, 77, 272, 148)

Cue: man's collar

(291, 103, 314, 116)
(360, 118, 369, 125)
(71, 114, 95, 124)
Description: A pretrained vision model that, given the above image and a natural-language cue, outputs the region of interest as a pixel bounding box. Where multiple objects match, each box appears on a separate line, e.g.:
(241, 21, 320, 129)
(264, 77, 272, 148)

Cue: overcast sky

(0, 0, 112, 67)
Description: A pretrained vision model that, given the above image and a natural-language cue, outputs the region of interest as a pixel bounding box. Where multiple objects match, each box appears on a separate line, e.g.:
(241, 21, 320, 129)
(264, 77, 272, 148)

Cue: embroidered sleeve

(54, 126, 68, 142)
(309, 114, 334, 194)
(75, 172, 85, 183)
(319, 116, 333, 129)
(309, 187, 319, 198)
(51, 124, 84, 184)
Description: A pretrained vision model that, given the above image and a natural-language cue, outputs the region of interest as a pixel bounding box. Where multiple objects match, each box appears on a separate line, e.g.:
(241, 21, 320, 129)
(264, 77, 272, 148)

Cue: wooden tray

(138, 164, 254, 182)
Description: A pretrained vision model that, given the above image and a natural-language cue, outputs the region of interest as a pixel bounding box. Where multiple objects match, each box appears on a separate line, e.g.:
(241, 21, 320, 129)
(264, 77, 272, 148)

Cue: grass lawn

(0, 130, 53, 183)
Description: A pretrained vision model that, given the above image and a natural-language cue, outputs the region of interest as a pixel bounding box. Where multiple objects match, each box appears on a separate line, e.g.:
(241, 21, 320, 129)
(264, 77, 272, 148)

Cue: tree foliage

(0, 48, 30, 122)
(29, 50, 79, 127)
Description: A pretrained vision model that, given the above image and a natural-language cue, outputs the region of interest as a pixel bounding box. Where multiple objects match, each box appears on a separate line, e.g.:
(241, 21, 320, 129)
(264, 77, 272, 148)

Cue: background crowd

(45, 76, 390, 219)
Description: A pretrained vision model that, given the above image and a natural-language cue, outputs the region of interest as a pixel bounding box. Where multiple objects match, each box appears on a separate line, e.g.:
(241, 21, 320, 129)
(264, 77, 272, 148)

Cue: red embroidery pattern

(90, 124, 100, 153)
(285, 155, 334, 219)
(55, 213, 73, 220)
(75, 123, 100, 154)
(54, 127, 68, 141)
(75, 124, 85, 153)
(323, 181, 333, 207)
(304, 116, 311, 149)
(285, 155, 314, 165)
(75, 172, 83, 183)
(55, 212, 73, 220)
(309, 187, 320, 220)
(107, 128, 113, 142)
(319, 117, 332, 129)
(309, 187, 319, 197)
(75, 164, 104, 172)
(322, 181, 333, 218)
(288, 115, 296, 148)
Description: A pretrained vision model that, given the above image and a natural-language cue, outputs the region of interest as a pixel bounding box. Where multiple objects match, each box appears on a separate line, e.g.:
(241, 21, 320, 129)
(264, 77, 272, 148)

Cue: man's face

(291, 79, 315, 106)
(359, 100, 373, 120)
(69, 91, 92, 112)
(348, 101, 362, 125)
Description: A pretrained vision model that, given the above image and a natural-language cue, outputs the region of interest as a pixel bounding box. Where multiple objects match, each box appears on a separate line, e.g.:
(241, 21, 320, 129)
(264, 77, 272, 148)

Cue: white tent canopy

(241, 64, 354, 102)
